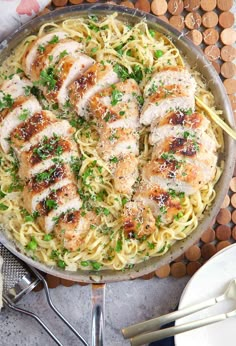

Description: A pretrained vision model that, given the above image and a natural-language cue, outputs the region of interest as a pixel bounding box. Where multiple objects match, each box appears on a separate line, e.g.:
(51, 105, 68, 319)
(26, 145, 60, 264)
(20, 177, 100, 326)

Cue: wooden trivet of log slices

(34, 0, 236, 288)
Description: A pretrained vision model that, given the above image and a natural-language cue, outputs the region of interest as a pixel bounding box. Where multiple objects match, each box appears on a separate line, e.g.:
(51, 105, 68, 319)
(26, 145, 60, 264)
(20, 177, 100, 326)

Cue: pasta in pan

(0, 13, 223, 271)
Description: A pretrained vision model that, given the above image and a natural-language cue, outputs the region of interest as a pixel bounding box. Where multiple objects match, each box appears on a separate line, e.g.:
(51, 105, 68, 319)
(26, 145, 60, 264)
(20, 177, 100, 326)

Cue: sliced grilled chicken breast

(18, 136, 78, 180)
(134, 183, 182, 224)
(44, 54, 94, 107)
(96, 127, 139, 161)
(89, 79, 141, 130)
(152, 136, 217, 173)
(0, 96, 41, 153)
(54, 210, 100, 251)
(113, 154, 139, 195)
(31, 39, 83, 81)
(0, 75, 32, 99)
(69, 62, 119, 118)
(11, 110, 75, 152)
(123, 201, 156, 238)
(149, 110, 210, 145)
(143, 158, 210, 195)
(36, 183, 82, 233)
(22, 31, 69, 78)
(144, 66, 196, 97)
(23, 164, 74, 213)
(140, 84, 195, 126)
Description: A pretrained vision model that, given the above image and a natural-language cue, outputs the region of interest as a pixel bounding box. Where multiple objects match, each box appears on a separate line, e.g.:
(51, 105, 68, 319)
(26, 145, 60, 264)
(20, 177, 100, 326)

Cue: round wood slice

(184, 0, 200, 12)
(185, 245, 201, 261)
(169, 15, 185, 30)
(151, 0, 167, 15)
(202, 11, 218, 28)
(216, 241, 231, 252)
(120, 1, 134, 8)
(221, 62, 236, 79)
(170, 262, 187, 278)
(221, 194, 230, 208)
(187, 29, 203, 45)
(53, 0, 68, 5)
(200, 0, 216, 11)
(185, 12, 201, 29)
(216, 225, 231, 240)
(220, 28, 236, 46)
(168, 0, 184, 15)
(203, 28, 219, 45)
(201, 243, 216, 260)
(221, 45, 236, 62)
(219, 11, 235, 28)
(155, 264, 171, 278)
(217, 0, 233, 11)
(186, 261, 201, 276)
(69, 0, 84, 3)
(224, 79, 236, 95)
(216, 208, 231, 224)
(204, 45, 220, 61)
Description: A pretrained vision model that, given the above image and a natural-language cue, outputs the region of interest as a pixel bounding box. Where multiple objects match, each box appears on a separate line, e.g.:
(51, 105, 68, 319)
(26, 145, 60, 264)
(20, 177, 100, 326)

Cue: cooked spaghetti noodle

(0, 13, 223, 271)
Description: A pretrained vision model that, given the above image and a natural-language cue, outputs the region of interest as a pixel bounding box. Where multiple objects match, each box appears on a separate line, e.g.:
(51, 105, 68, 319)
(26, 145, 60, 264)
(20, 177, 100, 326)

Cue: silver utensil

(122, 279, 236, 346)
(0, 242, 88, 346)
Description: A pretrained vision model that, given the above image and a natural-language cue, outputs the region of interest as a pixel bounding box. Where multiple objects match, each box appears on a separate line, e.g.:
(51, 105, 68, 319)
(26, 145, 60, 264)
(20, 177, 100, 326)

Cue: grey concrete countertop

(0, 276, 189, 346)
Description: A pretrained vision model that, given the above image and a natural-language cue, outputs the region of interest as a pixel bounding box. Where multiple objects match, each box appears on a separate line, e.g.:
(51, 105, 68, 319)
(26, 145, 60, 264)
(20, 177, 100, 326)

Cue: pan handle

(91, 283, 106, 346)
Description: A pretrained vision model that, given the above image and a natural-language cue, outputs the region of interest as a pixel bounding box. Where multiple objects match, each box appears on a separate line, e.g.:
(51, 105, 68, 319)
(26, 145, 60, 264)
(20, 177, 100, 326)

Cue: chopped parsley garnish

(91, 261, 102, 270)
(33, 135, 62, 160)
(0, 203, 8, 211)
(119, 111, 125, 116)
(44, 234, 53, 241)
(81, 260, 89, 267)
(155, 215, 162, 226)
(131, 65, 143, 83)
(137, 95, 144, 106)
(45, 199, 58, 210)
(174, 212, 184, 221)
(23, 86, 31, 96)
(18, 108, 30, 121)
(0, 92, 14, 111)
(16, 68, 24, 74)
(91, 47, 98, 54)
(147, 241, 155, 250)
(160, 206, 167, 214)
(109, 156, 118, 163)
(88, 14, 98, 22)
(122, 197, 128, 206)
(49, 35, 59, 44)
(111, 88, 123, 106)
(35, 167, 56, 182)
(59, 50, 68, 59)
(115, 239, 122, 253)
(113, 64, 129, 81)
(37, 44, 45, 53)
(38, 67, 58, 91)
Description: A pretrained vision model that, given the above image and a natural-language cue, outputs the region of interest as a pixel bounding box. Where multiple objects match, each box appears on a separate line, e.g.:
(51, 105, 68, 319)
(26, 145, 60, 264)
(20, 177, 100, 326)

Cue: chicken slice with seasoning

(18, 135, 78, 180)
(134, 183, 183, 224)
(89, 78, 141, 130)
(30, 39, 83, 82)
(144, 66, 196, 98)
(0, 95, 41, 153)
(0, 74, 32, 99)
(23, 164, 75, 213)
(22, 31, 69, 78)
(89, 79, 141, 194)
(149, 110, 211, 145)
(36, 183, 82, 233)
(69, 62, 119, 118)
(54, 210, 100, 251)
(140, 84, 195, 126)
(44, 54, 94, 107)
(122, 201, 156, 238)
(152, 136, 217, 179)
(11, 110, 75, 153)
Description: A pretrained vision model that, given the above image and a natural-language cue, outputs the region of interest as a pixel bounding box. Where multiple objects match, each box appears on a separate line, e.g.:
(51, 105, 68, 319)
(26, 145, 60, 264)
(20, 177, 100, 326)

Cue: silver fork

(0, 243, 88, 346)
(122, 279, 236, 346)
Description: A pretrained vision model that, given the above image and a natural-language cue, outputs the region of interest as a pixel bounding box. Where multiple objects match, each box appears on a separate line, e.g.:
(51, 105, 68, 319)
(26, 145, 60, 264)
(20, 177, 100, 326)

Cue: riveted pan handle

(91, 283, 106, 346)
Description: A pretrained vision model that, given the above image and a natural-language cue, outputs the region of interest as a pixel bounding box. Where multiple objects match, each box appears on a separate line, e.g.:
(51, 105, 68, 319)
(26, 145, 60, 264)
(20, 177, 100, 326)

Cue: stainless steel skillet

(0, 3, 235, 344)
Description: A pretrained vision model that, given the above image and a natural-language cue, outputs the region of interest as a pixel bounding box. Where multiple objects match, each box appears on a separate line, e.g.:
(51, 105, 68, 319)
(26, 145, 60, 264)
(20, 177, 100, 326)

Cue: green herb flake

(109, 156, 118, 163)
(23, 86, 31, 96)
(59, 50, 68, 59)
(44, 234, 53, 241)
(174, 211, 184, 221)
(91, 261, 102, 270)
(147, 241, 155, 250)
(18, 109, 30, 121)
(37, 44, 45, 53)
(0, 203, 8, 211)
(115, 239, 122, 253)
(45, 199, 58, 210)
(149, 29, 155, 37)
(57, 259, 66, 268)
(111, 88, 123, 106)
(0, 92, 14, 111)
(122, 197, 128, 206)
(81, 260, 89, 267)
(49, 35, 59, 44)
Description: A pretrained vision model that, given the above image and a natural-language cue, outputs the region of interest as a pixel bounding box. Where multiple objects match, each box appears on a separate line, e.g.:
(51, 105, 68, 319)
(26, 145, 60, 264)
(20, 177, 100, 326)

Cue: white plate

(175, 244, 236, 346)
